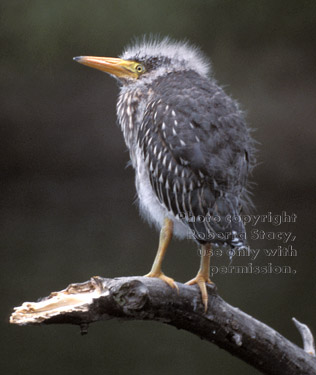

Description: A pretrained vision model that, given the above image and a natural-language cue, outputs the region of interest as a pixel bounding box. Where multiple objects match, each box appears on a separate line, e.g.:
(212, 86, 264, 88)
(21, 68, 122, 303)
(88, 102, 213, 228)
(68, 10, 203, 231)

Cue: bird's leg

(186, 243, 213, 311)
(144, 218, 178, 290)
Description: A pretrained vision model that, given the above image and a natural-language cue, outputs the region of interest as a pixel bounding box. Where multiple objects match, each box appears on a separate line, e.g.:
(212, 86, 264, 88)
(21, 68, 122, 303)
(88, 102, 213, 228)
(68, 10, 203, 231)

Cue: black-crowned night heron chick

(74, 37, 255, 311)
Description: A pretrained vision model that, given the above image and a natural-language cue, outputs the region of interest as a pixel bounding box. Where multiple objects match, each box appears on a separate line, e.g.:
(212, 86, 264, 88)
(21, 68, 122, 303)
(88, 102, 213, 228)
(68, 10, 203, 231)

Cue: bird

(74, 37, 255, 311)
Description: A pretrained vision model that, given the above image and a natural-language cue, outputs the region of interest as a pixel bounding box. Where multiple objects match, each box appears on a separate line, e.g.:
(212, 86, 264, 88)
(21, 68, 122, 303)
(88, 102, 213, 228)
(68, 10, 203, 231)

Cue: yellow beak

(73, 56, 137, 78)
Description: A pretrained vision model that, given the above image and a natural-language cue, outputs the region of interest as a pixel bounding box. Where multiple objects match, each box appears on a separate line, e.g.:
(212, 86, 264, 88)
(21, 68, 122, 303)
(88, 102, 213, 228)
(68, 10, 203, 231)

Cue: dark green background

(1, 1, 316, 374)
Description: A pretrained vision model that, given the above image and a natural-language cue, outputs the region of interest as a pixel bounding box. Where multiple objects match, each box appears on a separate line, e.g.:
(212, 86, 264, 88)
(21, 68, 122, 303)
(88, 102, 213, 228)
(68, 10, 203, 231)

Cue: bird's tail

(210, 193, 247, 249)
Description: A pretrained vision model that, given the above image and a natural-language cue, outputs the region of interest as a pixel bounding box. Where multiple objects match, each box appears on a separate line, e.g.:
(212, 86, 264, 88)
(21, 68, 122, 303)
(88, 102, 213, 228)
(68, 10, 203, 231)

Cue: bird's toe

(144, 271, 179, 292)
(185, 275, 213, 311)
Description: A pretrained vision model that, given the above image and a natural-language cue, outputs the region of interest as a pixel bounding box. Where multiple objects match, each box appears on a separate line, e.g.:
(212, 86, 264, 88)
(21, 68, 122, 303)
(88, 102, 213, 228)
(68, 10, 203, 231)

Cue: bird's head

(74, 37, 211, 86)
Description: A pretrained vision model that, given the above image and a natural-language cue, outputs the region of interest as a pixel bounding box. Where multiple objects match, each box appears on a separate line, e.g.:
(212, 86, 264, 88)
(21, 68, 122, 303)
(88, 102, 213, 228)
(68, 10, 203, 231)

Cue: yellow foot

(186, 275, 213, 312)
(144, 271, 179, 292)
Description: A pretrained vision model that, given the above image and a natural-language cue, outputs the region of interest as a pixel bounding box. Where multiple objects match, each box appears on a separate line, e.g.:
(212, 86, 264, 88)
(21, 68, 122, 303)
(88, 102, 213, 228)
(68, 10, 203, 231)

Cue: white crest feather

(120, 36, 211, 77)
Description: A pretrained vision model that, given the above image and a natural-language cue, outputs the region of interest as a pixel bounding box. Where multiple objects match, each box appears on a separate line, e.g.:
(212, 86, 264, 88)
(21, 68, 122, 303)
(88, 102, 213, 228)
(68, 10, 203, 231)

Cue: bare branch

(10, 276, 316, 375)
(293, 317, 316, 357)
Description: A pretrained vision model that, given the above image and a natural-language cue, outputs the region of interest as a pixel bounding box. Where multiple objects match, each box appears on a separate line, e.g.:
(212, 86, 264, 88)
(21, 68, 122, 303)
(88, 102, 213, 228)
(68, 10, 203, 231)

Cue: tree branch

(10, 276, 316, 374)
(293, 318, 316, 357)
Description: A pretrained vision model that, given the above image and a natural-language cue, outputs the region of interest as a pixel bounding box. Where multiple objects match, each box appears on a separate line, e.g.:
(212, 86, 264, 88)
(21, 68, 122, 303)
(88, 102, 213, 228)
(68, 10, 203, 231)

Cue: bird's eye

(135, 64, 145, 74)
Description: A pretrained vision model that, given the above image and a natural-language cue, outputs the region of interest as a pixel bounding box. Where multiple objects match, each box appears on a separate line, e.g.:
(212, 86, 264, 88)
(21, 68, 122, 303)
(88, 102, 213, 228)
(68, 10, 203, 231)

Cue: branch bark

(10, 276, 316, 375)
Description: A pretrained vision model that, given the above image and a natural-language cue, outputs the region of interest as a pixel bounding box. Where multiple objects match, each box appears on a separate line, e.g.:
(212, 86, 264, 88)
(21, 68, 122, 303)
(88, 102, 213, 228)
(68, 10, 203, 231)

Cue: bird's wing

(137, 94, 250, 245)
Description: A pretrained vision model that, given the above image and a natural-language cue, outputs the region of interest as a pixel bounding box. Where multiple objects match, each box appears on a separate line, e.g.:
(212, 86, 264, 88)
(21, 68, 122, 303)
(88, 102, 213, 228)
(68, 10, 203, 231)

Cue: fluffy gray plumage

(116, 37, 256, 247)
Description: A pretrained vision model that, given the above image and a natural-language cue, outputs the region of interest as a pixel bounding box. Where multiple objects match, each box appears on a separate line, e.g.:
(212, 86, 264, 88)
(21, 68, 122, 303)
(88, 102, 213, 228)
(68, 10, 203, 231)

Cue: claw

(186, 275, 213, 311)
(185, 243, 213, 311)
